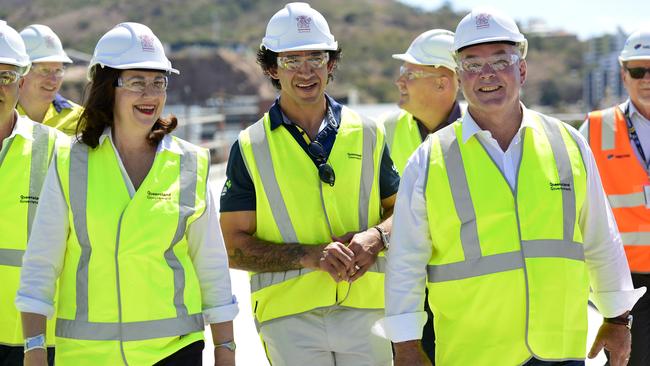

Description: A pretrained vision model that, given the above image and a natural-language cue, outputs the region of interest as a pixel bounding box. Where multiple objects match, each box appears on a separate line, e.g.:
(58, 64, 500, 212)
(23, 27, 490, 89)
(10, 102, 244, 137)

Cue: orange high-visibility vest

(587, 106, 650, 273)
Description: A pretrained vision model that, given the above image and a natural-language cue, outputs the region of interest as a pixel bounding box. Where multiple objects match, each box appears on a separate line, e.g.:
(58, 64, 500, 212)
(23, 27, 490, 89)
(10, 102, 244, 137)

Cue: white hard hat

(0, 20, 31, 73)
(453, 7, 528, 59)
(261, 2, 338, 53)
(392, 29, 456, 71)
(20, 24, 72, 64)
(619, 27, 650, 64)
(89, 22, 178, 79)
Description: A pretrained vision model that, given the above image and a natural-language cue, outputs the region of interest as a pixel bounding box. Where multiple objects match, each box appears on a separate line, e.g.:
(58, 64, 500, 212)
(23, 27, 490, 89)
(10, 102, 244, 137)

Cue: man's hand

(23, 349, 47, 366)
(346, 229, 384, 282)
(214, 346, 235, 366)
(588, 322, 631, 366)
(394, 340, 432, 366)
(319, 241, 355, 282)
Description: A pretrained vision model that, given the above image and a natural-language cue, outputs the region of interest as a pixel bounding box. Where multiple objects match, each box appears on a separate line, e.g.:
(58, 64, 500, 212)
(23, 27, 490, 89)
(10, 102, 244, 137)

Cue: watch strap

(24, 334, 46, 353)
(214, 340, 236, 352)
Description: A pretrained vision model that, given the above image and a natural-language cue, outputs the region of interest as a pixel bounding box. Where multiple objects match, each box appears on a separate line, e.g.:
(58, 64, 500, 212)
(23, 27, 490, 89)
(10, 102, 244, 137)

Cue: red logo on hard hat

(45, 35, 56, 49)
(476, 14, 491, 29)
(139, 35, 155, 52)
(296, 16, 312, 33)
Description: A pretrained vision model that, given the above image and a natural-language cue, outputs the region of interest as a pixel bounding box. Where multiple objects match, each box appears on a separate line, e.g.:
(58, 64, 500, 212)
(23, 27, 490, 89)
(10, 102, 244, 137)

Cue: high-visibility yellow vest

(238, 107, 385, 324)
(54, 135, 209, 365)
(424, 113, 589, 365)
(18, 97, 83, 136)
(383, 108, 463, 174)
(0, 116, 63, 347)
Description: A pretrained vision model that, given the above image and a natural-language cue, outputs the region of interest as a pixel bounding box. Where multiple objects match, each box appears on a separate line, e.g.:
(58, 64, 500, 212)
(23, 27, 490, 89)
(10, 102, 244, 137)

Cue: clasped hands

(318, 229, 384, 282)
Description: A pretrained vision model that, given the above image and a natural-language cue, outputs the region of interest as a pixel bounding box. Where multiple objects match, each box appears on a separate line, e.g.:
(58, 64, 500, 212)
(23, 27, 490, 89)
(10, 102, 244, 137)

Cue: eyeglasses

(459, 54, 520, 74)
(277, 52, 330, 71)
(626, 67, 650, 79)
(0, 70, 21, 86)
(307, 140, 335, 186)
(116, 76, 168, 93)
(398, 65, 442, 81)
(31, 65, 65, 78)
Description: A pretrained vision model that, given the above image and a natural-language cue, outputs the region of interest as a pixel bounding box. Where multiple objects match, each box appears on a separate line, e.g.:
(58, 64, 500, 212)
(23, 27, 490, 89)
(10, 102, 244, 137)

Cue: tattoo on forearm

(229, 242, 308, 272)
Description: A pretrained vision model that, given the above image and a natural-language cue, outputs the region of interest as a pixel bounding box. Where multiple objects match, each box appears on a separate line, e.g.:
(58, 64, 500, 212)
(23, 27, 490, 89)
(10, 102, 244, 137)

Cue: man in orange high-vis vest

(581, 27, 650, 366)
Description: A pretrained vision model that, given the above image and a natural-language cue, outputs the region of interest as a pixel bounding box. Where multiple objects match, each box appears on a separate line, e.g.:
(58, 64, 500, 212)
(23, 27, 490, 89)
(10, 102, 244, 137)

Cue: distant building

(583, 28, 627, 110)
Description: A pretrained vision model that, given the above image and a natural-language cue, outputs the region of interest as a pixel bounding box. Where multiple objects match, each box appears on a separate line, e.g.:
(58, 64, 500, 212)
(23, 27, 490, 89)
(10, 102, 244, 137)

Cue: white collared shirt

(16, 128, 238, 324)
(380, 104, 646, 342)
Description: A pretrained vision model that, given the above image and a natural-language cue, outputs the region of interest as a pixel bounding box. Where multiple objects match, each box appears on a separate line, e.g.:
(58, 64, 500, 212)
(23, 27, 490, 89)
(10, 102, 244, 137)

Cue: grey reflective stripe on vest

(608, 192, 646, 208)
(69, 143, 91, 321)
(538, 115, 576, 242)
(0, 248, 24, 267)
(27, 126, 51, 236)
(250, 256, 387, 292)
(428, 119, 583, 283)
(383, 111, 401, 152)
(163, 140, 198, 318)
(621, 232, 650, 245)
(56, 313, 203, 341)
(427, 240, 584, 283)
(600, 108, 616, 151)
(247, 119, 298, 243)
(437, 127, 482, 261)
(358, 116, 377, 231)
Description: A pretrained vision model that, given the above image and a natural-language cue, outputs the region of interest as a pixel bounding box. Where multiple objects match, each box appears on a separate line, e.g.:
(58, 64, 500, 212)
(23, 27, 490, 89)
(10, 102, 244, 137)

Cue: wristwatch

(604, 312, 633, 330)
(24, 334, 46, 353)
(214, 340, 236, 352)
(373, 226, 390, 250)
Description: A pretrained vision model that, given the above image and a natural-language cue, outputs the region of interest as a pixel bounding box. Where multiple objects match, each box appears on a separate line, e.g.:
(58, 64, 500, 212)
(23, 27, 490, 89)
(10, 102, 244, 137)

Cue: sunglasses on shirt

(307, 140, 335, 186)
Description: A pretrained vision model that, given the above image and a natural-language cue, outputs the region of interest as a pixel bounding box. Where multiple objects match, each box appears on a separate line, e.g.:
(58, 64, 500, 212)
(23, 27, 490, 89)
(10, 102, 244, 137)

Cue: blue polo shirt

(220, 95, 400, 212)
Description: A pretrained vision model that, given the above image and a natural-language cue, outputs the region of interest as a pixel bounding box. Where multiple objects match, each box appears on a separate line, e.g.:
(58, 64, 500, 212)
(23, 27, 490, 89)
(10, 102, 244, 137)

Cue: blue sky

(399, 0, 649, 40)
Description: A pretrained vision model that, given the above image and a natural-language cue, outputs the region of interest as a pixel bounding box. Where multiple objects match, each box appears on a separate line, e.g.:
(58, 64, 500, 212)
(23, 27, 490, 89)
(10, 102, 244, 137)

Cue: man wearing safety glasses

(383, 7, 644, 366)
(0, 21, 66, 366)
(581, 27, 650, 366)
(219, 3, 399, 365)
(17, 25, 82, 136)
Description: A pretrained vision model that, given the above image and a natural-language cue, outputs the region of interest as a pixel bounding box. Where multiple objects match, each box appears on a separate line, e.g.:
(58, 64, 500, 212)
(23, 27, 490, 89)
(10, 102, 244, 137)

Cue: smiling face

(20, 62, 64, 105)
(457, 43, 526, 117)
(113, 69, 166, 134)
(0, 63, 23, 125)
(395, 62, 455, 119)
(270, 50, 334, 110)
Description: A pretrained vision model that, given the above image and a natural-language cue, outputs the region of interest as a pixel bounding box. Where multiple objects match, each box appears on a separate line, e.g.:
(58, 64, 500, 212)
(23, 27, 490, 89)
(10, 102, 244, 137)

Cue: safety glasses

(307, 140, 335, 186)
(459, 54, 520, 74)
(626, 67, 650, 80)
(31, 65, 65, 78)
(398, 65, 442, 81)
(116, 76, 168, 93)
(0, 70, 21, 86)
(277, 52, 329, 71)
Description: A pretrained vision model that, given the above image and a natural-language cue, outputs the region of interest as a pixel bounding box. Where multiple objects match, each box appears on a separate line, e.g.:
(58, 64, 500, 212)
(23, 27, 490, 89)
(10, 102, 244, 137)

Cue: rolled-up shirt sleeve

(187, 183, 239, 324)
(380, 139, 432, 342)
(570, 127, 646, 317)
(16, 161, 68, 319)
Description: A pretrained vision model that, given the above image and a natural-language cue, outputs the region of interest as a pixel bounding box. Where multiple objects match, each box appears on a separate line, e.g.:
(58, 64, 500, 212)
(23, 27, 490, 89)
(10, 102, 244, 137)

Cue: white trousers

(259, 306, 392, 366)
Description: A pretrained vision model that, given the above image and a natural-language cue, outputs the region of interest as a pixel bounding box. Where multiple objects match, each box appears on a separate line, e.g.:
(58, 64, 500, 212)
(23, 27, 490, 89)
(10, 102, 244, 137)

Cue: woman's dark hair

(256, 47, 342, 90)
(76, 66, 177, 148)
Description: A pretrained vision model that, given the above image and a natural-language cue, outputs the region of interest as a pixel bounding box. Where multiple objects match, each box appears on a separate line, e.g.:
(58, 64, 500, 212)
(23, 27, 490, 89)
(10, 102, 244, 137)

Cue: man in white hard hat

(382, 7, 646, 366)
(580, 27, 650, 366)
(380, 29, 462, 364)
(220, 3, 398, 365)
(382, 29, 462, 174)
(17, 24, 82, 136)
(0, 20, 66, 366)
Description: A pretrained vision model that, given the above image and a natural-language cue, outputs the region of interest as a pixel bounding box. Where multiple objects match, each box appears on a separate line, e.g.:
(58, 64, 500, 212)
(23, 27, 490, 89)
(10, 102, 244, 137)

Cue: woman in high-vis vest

(16, 23, 238, 366)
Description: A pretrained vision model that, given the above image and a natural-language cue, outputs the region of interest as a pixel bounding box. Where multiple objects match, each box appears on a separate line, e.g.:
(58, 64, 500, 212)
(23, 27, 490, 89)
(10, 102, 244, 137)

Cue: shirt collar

(269, 93, 343, 130)
(461, 102, 540, 143)
(52, 94, 73, 113)
(98, 127, 183, 155)
(624, 99, 650, 123)
(10, 112, 36, 141)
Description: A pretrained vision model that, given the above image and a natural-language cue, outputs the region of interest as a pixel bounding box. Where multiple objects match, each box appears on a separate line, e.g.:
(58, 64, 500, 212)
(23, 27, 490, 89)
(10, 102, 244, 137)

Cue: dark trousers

(421, 288, 435, 364)
(626, 273, 650, 366)
(0, 345, 54, 366)
(523, 359, 584, 366)
(153, 340, 203, 366)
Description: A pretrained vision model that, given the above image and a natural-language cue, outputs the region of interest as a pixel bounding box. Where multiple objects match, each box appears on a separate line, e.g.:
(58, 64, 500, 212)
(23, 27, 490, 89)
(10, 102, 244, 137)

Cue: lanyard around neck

(623, 104, 650, 171)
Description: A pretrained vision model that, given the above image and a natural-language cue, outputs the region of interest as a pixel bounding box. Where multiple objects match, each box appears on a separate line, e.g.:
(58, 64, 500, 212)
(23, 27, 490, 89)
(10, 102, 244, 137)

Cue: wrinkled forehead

(119, 69, 166, 79)
(458, 42, 518, 59)
(278, 50, 327, 58)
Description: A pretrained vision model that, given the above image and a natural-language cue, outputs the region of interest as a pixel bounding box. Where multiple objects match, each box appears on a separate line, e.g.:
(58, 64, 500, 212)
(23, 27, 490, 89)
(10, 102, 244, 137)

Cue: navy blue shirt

(220, 95, 400, 212)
